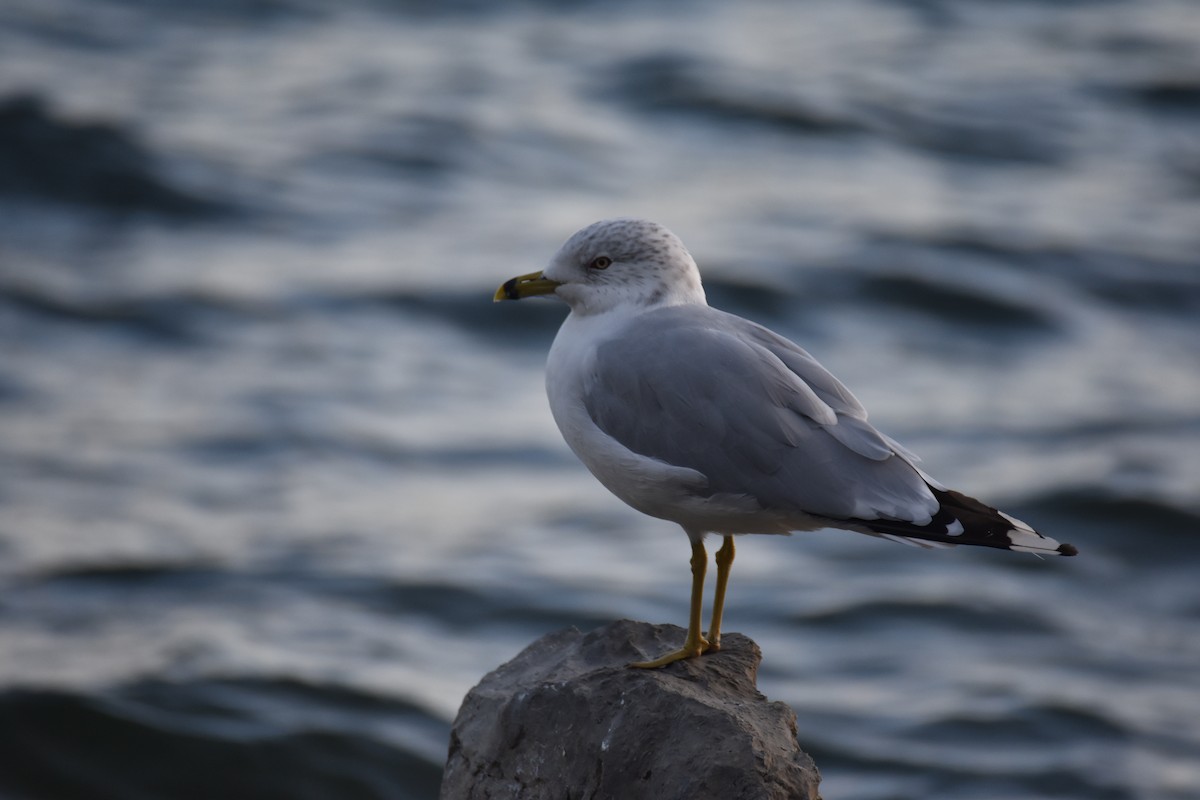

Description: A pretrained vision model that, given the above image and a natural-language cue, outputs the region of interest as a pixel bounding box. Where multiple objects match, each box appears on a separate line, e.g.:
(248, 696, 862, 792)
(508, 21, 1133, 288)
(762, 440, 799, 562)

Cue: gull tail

(857, 487, 1078, 556)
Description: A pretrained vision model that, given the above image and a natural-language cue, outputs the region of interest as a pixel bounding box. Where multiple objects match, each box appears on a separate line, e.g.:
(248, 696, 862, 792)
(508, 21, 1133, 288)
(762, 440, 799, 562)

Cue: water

(1, 1, 1198, 798)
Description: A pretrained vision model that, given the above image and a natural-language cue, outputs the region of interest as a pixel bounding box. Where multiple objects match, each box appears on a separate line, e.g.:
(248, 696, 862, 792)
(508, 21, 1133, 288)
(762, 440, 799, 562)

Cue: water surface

(1, 1, 1199, 798)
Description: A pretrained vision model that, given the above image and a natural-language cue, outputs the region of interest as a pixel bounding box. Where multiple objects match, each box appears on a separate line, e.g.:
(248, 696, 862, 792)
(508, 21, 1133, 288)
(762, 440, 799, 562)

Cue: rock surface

(440, 619, 821, 800)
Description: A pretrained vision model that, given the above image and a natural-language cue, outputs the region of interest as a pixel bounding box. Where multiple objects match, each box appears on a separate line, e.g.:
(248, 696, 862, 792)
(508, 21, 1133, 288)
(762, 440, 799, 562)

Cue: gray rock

(440, 619, 822, 800)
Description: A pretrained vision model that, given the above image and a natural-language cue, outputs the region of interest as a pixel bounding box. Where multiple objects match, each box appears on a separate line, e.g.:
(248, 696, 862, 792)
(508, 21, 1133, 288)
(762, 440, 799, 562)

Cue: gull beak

(494, 271, 561, 302)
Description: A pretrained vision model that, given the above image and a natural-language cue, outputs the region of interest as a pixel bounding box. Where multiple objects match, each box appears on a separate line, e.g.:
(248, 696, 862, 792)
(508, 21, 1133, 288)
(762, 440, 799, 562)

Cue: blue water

(1, 1, 1199, 798)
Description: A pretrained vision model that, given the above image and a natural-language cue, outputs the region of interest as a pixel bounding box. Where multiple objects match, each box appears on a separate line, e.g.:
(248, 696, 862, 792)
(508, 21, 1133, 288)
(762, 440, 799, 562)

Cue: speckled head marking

(543, 218, 707, 315)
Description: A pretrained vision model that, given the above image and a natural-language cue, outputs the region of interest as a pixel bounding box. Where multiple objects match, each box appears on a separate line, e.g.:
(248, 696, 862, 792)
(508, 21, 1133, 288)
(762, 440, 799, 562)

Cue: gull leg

(629, 537, 710, 669)
(707, 535, 735, 652)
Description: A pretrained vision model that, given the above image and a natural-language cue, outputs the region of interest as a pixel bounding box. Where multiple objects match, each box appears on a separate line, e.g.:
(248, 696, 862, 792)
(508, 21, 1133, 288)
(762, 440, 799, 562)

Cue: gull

(495, 218, 1077, 668)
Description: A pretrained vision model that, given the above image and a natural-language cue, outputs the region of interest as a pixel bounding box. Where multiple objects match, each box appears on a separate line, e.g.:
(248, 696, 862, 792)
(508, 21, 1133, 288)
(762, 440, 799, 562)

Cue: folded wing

(582, 305, 1076, 556)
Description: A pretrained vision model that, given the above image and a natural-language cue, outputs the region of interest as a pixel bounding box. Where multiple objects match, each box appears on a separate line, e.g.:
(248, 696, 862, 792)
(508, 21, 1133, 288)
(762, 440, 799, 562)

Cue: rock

(440, 619, 821, 800)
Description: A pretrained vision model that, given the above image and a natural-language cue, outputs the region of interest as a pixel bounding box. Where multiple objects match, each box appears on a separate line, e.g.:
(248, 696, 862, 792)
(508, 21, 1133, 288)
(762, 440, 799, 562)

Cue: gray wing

(582, 305, 937, 523)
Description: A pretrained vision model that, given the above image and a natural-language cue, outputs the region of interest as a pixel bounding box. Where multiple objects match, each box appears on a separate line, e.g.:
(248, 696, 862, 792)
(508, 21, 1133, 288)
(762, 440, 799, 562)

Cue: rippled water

(2, 1, 1199, 798)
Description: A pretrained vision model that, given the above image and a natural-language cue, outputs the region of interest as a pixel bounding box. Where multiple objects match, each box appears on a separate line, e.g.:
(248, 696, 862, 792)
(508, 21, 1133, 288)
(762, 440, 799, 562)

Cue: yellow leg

(629, 538, 710, 668)
(707, 535, 735, 651)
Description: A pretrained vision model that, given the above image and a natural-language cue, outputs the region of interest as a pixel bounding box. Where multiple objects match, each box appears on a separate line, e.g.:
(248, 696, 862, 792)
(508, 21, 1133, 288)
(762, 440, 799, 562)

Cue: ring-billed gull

(495, 218, 1077, 668)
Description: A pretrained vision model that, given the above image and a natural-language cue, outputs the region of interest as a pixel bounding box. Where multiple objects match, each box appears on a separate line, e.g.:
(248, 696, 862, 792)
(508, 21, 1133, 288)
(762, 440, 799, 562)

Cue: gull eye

(588, 256, 612, 270)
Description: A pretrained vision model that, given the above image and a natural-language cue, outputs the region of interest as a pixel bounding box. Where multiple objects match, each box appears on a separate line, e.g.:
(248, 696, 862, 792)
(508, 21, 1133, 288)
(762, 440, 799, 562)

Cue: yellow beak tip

(494, 271, 559, 302)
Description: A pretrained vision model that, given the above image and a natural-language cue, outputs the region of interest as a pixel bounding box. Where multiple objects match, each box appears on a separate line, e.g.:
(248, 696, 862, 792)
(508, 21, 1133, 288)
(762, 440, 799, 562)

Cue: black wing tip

(1057, 542, 1079, 557)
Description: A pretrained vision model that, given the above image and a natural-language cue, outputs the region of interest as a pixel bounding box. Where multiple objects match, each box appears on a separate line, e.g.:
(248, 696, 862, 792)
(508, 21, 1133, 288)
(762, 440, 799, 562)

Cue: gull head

(495, 218, 707, 315)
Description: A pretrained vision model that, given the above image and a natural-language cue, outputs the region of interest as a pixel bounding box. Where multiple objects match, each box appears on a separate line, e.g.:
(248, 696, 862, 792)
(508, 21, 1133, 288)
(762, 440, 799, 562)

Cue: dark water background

(2, 1, 1199, 798)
